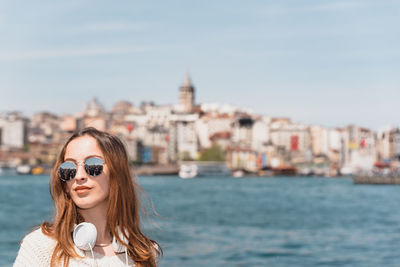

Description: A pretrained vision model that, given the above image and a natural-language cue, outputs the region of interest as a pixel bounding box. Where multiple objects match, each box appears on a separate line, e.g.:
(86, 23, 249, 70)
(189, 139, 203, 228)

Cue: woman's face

(64, 135, 110, 210)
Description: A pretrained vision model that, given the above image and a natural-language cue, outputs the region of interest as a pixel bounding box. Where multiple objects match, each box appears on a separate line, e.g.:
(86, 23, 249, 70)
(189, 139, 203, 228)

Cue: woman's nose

(74, 164, 87, 180)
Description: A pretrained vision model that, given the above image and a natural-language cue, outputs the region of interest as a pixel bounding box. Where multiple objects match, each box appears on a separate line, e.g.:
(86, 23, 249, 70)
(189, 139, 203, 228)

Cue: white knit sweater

(13, 228, 136, 267)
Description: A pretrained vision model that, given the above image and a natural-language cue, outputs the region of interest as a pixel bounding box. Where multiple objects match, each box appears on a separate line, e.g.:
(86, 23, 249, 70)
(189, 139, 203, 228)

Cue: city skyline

(1, 0, 399, 130)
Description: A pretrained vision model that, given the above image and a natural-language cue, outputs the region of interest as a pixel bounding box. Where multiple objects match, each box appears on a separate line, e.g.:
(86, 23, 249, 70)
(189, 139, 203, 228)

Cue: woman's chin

(74, 197, 108, 210)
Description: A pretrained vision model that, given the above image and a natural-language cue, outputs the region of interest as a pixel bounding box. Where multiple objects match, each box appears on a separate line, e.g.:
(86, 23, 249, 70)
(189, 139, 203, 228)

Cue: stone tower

(179, 73, 195, 113)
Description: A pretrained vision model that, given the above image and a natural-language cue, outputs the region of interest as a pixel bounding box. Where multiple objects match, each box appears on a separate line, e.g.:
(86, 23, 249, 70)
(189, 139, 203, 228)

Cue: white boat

(232, 170, 244, 178)
(16, 165, 31, 174)
(179, 164, 198, 179)
(340, 166, 353, 176)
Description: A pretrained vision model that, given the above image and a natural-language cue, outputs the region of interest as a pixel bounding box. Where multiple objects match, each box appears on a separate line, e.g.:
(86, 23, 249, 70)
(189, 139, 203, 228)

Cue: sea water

(1, 175, 400, 267)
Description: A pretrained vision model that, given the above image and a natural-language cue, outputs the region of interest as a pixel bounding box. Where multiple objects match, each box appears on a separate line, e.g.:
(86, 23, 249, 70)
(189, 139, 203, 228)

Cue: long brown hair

(41, 127, 161, 266)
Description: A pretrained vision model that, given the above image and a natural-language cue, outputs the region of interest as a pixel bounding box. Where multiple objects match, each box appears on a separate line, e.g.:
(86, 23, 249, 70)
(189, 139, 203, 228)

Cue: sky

(0, 0, 399, 130)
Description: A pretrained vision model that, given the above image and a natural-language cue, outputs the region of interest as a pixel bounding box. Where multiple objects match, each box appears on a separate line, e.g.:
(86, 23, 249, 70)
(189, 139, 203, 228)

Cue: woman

(14, 127, 161, 267)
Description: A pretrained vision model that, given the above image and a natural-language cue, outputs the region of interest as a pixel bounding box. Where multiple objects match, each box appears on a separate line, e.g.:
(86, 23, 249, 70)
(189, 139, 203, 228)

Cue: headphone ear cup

(73, 222, 97, 251)
(112, 227, 129, 253)
(112, 235, 125, 253)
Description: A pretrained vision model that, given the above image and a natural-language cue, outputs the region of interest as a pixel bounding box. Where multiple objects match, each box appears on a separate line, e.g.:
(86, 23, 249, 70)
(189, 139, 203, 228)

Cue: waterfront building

(144, 125, 170, 164)
(28, 112, 60, 144)
(196, 110, 235, 149)
(82, 116, 108, 131)
(388, 129, 400, 161)
(204, 113, 234, 137)
(195, 118, 212, 149)
(124, 112, 148, 140)
(226, 146, 258, 172)
(251, 117, 271, 153)
(123, 105, 171, 158)
(310, 125, 329, 156)
(112, 100, 135, 122)
(83, 97, 106, 117)
(124, 137, 138, 163)
(326, 128, 347, 169)
(376, 128, 391, 162)
(232, 116, 255, 147)
(345, 125, 376, 170)
(78, 98, 109, 131)
(109, 101, 135, 133)
(0, 112, 28, 150)
(269, 120, 311, 156)
(261, 141, 278, 168)
(200, 103, 238, 116)
(122, 112, 149, 162)
(209, 132, 231, 151)
(227, 115, 271, 172)
(327, 128, 343, 152)
(377, 127, 400, 162)
(109, 101, 141, 137)
(142, 104, 173, 128)
(29, 142, 60, 165)
(61, 115, 77, 133)
(270, 117, 291, 126)
(133, 140, 168, 165)
(169, 113, 199, 161)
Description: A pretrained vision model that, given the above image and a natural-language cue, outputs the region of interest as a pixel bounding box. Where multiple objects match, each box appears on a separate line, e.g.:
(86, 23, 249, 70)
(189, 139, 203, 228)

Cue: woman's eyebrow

(63, 157, 77, 162)
(63, 155, 104, 162)
(84, 155, 104, 160)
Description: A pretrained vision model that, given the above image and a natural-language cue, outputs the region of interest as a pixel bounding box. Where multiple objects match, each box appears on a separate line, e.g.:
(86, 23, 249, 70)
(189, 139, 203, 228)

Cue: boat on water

(179, 161, 230, 178)
(196, 162, 230, 176)
(31, 166, 44, 175)
(353, 167, 400, 184)
(353, 175, 400, 185)
(179, 164, 198, 179)
(272, 166, 297, 176)
(232, 170, 244, 178)
(16, 165, 31, 175)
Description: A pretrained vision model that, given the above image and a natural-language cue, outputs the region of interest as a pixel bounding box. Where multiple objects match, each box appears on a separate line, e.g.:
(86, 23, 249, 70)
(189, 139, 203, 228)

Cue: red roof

(210, 131, 232, 140)
(374, 162, 390, 168)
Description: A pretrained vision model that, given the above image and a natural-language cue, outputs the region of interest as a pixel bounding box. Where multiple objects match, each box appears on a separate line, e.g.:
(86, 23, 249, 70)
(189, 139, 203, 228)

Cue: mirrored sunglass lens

(58, 161, 77, 181)
(84, 157, 104, 177)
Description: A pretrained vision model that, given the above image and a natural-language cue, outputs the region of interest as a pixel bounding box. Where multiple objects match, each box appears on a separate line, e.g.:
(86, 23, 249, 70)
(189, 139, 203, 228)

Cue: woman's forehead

(64, 135, 104, 159)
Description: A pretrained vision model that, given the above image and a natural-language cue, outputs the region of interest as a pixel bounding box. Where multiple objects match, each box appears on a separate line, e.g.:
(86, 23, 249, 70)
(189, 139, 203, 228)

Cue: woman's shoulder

(22, 227, 55, 246)
(151, 241, 162, 263)
(13, 227, 56, 267)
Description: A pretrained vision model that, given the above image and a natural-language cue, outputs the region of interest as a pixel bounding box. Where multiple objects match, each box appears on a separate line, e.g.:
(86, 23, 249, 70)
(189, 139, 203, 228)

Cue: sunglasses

(57, 157, 105, 182)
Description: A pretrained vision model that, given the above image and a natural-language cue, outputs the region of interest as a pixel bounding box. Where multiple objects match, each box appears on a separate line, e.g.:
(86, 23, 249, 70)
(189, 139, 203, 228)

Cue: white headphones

(73, 222, 97, 251)
(112, 227, 129, 253)
(72, 222, 129, 266)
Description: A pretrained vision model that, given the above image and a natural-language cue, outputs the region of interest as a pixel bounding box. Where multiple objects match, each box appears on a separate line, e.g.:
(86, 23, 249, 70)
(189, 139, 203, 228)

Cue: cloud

(0, 46, 153, 61)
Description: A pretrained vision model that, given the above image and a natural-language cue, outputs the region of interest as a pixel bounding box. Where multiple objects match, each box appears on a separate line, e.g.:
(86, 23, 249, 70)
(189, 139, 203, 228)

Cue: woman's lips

(74, 186, 91, 194)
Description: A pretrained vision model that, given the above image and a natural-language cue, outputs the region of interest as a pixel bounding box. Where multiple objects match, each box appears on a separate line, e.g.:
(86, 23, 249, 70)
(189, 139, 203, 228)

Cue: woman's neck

(78, 204, 111, 244)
